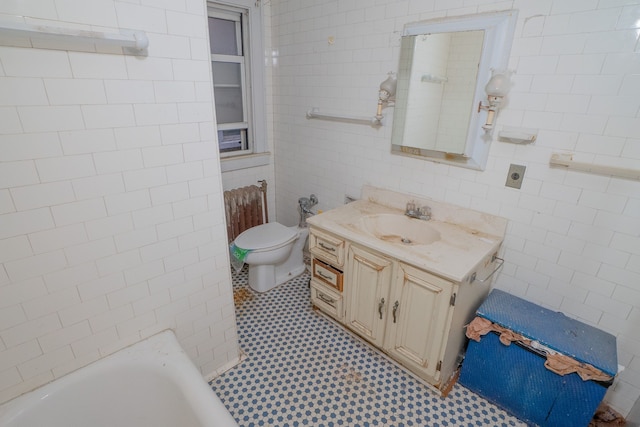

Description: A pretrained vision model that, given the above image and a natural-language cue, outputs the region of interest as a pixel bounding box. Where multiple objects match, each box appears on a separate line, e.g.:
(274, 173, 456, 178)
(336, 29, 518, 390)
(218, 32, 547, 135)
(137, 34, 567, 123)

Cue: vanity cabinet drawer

(312, 258, 343, 292)
(311, 279, 343, 320)
(309, 228, 345, 267)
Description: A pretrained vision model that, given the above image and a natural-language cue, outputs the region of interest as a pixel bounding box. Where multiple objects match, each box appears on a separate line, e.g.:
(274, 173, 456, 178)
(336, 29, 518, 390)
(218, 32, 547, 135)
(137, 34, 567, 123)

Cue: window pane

(208, 17, 239, 55)
(212, 62, 244, 124)
(212, 61, 241, 86)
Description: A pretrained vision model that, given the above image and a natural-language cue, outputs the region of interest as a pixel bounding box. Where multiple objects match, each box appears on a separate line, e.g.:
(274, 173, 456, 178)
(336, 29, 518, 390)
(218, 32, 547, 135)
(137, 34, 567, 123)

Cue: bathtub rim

(0, 329, 237, 427)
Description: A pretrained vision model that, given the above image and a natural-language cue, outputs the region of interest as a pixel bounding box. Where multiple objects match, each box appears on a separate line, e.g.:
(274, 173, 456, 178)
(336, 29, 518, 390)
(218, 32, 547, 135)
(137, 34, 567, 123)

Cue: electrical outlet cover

(506, 164, 526, 189)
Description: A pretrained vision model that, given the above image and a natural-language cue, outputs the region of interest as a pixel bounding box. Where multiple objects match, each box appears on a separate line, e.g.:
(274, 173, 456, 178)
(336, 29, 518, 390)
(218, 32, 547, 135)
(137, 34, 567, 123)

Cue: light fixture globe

(479, 70, 512, 132)
(484, 72, 511, 97)
(379, 72, 397, 101)
(376, 72, 397, 120)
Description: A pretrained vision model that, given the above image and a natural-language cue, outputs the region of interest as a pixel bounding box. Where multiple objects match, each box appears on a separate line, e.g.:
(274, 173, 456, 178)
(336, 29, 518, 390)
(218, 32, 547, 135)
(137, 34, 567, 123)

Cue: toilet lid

(234, 222, 298, 251)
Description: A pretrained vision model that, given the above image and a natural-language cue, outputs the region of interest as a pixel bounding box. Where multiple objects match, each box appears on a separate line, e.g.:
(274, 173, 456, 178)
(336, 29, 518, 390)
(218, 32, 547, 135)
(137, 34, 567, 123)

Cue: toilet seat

(235, 222, 298, 252)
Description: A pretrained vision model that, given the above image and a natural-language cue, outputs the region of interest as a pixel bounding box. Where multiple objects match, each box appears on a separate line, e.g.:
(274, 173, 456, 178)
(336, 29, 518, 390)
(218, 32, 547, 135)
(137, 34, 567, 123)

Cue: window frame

(207, 0, 269, 171)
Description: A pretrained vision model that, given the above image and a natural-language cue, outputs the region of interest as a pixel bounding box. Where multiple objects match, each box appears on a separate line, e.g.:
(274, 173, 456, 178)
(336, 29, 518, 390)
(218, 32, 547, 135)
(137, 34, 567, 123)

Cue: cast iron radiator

(223, 180, 268, 243)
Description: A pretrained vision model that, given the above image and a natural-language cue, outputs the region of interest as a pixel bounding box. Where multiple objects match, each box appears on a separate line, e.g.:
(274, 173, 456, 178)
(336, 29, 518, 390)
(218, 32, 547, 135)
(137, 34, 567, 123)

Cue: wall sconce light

(375, 72, 397, 121)
(478, 70, 512, 132)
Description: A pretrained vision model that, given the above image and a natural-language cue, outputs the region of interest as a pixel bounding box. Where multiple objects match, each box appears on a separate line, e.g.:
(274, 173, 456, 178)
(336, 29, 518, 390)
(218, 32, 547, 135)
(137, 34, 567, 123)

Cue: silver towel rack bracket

(470, 255, 504, 283)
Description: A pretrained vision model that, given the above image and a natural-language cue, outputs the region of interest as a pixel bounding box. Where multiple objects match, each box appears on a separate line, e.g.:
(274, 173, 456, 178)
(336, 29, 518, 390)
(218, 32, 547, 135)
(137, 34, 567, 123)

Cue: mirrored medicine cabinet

(391, 10, 518, 170)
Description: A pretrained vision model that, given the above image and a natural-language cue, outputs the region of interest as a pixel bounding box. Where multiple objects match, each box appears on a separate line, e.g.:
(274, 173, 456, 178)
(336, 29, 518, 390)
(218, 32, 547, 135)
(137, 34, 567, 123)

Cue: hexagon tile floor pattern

(210, 268, 526, 427)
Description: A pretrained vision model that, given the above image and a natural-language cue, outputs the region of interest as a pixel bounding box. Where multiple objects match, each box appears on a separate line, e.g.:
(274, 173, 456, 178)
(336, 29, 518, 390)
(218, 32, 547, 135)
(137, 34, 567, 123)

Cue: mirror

(393, 31, 485, 154)
(391, 11, 518, 170)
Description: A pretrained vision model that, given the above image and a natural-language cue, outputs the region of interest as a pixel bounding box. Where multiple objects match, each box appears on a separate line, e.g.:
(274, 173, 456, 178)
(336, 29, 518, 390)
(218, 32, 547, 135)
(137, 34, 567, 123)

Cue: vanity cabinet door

(345, 245, 393, 346)
(384, 263, 454, 382)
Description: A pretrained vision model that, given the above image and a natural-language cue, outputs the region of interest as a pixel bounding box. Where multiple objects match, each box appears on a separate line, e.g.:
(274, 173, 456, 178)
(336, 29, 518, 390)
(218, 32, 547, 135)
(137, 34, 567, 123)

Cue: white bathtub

(0, 330, 238, 427)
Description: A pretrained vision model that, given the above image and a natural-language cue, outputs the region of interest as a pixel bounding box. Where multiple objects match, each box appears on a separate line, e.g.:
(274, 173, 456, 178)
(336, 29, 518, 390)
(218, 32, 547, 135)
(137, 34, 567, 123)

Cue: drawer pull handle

(319, 242, 336, 252)
(378, 298, 385, 319)
(392, 301, 399, 323)
(317, 271, 332, 281)
(317, 292, 336, 307)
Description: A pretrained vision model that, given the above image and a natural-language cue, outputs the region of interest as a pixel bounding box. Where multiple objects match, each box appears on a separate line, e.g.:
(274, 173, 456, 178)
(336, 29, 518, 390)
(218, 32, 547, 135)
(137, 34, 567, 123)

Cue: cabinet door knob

(378, 298, 385, 319)
(392, 301, 399, 323)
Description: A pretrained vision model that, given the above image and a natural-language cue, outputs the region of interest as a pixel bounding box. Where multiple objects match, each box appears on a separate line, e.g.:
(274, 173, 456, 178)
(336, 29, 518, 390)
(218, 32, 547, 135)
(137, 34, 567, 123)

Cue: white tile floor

(210, 268, 526, 427)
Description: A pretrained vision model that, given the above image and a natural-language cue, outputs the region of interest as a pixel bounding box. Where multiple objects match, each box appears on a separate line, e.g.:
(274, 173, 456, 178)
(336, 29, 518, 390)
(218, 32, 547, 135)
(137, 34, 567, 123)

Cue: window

(207, 1, 268, 170)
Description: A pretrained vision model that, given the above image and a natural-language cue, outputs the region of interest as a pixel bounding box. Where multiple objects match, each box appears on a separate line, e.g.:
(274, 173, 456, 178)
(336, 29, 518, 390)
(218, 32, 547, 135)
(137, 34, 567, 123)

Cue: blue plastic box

(459, 289, 617, 427)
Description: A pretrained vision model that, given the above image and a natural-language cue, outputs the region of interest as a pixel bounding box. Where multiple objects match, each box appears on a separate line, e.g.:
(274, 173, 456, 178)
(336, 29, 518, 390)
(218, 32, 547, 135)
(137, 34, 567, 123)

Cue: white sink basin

(354, 213, 441, 245)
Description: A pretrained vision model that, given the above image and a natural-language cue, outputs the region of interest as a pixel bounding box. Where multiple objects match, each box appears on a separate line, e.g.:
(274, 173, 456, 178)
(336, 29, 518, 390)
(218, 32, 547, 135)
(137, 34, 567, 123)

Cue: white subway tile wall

(0, 0, 239, 405)
(270, 0, 640, 417)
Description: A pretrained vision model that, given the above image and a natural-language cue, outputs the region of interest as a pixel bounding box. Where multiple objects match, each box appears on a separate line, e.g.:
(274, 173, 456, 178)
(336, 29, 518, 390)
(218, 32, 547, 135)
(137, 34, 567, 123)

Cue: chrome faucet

(298, 194, 318, 227)
(405, 201, 431, 221)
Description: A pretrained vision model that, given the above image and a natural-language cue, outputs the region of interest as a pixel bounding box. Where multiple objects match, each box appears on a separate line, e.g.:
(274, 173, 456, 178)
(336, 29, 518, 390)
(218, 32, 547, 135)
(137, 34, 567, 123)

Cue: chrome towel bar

(470, 255, 504, 283)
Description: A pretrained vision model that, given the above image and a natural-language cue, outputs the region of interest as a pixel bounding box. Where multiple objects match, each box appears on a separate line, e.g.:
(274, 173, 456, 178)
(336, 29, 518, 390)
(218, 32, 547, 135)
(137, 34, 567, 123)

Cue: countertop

(306, 199, 505, 283)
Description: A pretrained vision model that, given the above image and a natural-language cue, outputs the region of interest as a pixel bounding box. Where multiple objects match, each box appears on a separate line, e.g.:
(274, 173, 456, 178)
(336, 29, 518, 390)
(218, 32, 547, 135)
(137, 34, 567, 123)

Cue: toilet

(234, 222, 309, 293)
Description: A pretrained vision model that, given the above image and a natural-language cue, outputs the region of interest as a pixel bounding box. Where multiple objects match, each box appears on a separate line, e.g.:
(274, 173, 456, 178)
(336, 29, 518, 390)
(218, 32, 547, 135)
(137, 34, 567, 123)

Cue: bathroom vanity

(306, 186, 507, 394)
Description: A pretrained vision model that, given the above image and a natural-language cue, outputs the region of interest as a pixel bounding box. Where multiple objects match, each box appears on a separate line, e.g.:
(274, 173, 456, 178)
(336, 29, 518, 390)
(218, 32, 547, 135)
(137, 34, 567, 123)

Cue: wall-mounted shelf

(0, 19, 149, 53)
(306, 108, 382, 127)
(549, 153, 640, 181)
(498, 128, 537, 144)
